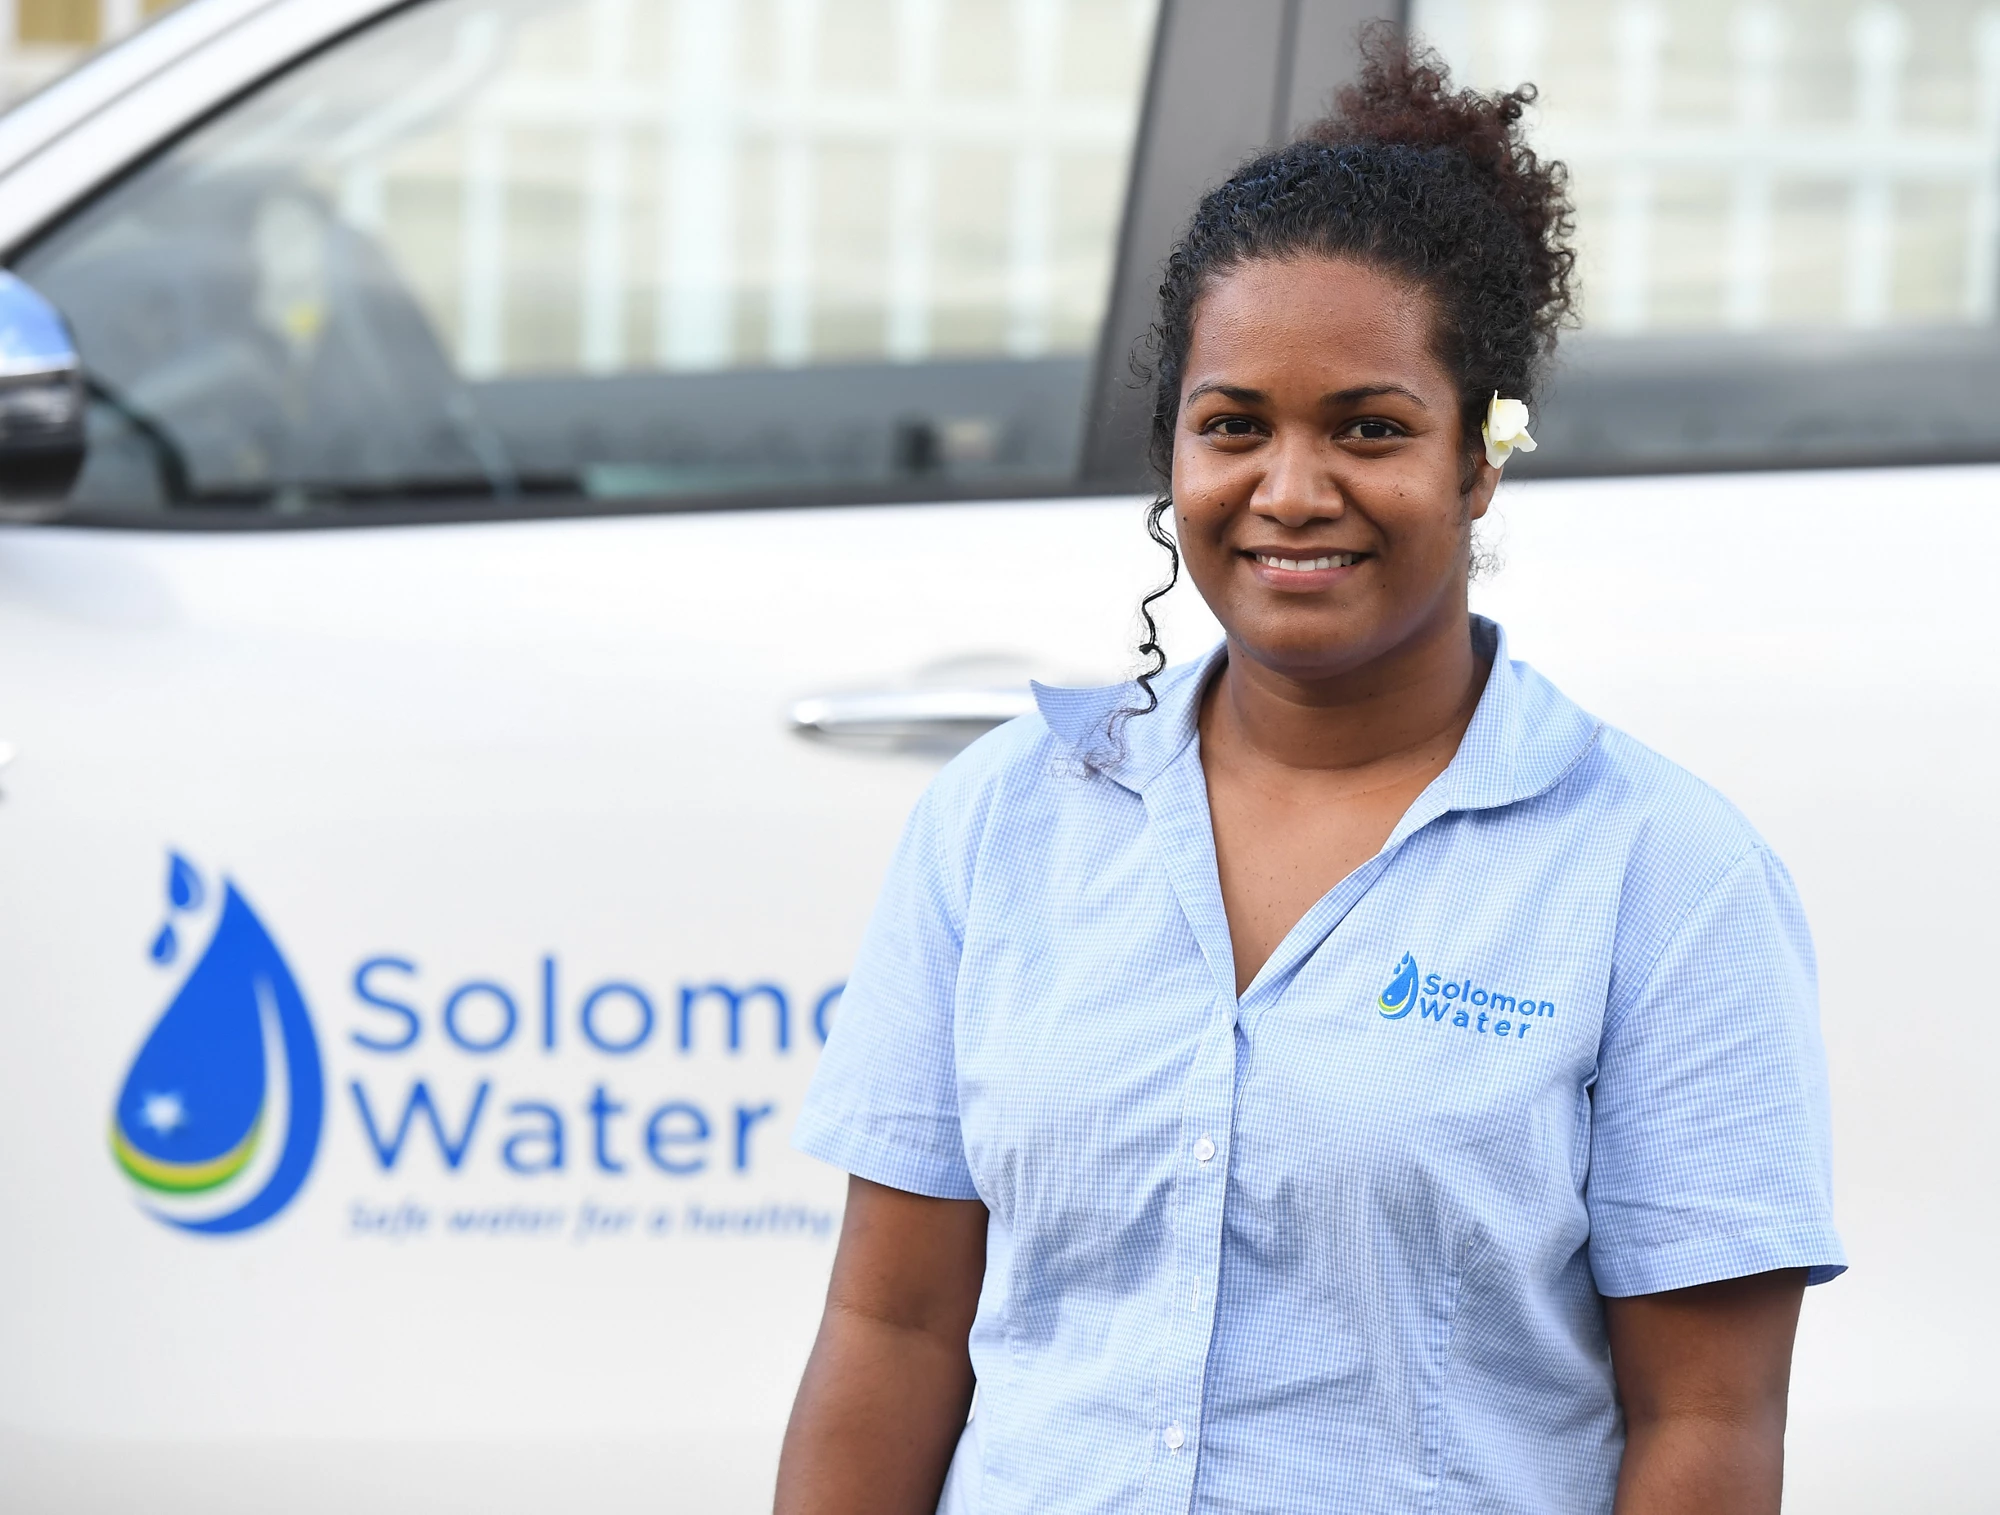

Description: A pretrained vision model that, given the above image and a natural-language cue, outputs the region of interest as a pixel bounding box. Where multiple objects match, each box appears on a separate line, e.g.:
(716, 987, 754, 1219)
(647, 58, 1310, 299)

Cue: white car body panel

(0, 495, 1216, 1511)
(3, 470, 1993, 1512)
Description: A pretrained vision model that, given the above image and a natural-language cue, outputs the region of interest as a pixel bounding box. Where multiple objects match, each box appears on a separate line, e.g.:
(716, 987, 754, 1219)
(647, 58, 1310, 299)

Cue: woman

(777, 39, 1842, 1515)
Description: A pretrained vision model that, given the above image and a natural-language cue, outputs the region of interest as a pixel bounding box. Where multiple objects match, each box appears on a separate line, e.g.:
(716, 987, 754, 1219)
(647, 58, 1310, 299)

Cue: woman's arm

(1606, 1268, 1806, 1515)
(775, 1176, 989, 1515)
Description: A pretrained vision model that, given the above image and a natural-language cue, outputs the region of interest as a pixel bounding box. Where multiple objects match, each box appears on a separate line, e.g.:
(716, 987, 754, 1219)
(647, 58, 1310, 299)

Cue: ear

(1464, 457, 1501, 520)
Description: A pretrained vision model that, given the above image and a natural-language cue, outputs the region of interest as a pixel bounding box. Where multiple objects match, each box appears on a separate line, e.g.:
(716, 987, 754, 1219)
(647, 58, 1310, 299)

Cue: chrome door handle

(788, 688, 1037, 753)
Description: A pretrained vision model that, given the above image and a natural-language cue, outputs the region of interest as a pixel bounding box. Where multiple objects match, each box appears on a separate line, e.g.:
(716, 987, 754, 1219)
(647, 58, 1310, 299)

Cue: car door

(0, 2, 1306, 1510)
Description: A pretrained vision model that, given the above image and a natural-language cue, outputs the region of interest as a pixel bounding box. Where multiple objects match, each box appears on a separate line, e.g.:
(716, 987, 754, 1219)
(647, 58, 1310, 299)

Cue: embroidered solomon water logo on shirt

(1376, 953, 1555, 1042)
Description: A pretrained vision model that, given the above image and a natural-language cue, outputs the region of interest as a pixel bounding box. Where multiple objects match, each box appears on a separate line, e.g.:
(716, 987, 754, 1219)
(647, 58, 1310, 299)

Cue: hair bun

(1308, 23, 1574, 353)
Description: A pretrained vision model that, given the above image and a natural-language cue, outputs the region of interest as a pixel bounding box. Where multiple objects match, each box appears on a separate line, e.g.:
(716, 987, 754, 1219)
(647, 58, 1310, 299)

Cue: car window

(14, 0, 1160, 518)
(1408, 0, 2000, 472)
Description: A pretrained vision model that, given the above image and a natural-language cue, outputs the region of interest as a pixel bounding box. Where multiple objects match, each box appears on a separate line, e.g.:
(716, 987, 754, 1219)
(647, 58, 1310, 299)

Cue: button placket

(1144, 1005, 1236, 1515)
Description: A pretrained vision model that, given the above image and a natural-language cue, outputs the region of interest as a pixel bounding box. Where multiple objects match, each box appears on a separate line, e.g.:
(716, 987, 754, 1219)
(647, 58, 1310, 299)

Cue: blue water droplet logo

(167, 852, 205, 912)
(111, 863, 324, 1234)
(1378, 952, 1420, 1020)
(148, 922, 178, 965)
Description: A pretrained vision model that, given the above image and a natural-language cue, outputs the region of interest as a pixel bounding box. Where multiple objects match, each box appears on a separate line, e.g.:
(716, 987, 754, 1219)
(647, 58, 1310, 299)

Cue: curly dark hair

(1125, 26, 1576, 719)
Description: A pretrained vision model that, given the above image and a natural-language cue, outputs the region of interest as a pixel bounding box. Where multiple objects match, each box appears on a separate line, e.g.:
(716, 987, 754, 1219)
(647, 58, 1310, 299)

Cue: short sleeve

(1587, 846, 1846, 1297)
(793, 787, 980, 1200)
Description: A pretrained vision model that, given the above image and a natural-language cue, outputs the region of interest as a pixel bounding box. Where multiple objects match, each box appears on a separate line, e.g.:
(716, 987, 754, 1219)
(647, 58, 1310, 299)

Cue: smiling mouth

(1249, 552, 1365, 571)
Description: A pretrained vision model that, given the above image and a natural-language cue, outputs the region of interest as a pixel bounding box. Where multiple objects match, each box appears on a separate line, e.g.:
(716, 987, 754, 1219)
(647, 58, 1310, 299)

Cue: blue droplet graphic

(111, 882, 324, 1232)
(148, 922, 177, 965)
(1378, 952, 1420, 1019)
(167, 852, 205, 912)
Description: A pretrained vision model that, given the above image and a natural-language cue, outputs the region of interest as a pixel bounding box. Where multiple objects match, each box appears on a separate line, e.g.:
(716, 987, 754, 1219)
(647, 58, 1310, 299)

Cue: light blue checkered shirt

(795, 617, 1844, 1515)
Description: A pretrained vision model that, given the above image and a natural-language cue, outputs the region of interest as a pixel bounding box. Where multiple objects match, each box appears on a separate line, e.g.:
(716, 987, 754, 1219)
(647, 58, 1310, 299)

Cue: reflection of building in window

(320, 0, 1157, 380)
(2, 0, 183, 106)
(13, 0, 1161, 508)
(17, 0, 103, 46)
(1413, 0, 2000, 331)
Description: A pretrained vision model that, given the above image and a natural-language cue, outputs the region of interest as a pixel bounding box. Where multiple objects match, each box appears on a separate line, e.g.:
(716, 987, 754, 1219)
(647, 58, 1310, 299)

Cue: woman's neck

(1202, 608, 1488, 782)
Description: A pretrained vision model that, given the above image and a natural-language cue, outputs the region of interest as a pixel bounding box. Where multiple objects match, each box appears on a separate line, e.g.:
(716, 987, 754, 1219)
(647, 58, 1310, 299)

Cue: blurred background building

(0, 0, 184, 107)
(8, 0, 1999, 507)
(9, 1, 1997, 370)
(1422, 0, 2000, 335)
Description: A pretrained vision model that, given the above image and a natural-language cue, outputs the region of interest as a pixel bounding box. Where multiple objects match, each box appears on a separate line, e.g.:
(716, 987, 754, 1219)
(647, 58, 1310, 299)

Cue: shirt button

(1163, 1423, 1185, 1451)
(1193, 1136, 1216, 1163)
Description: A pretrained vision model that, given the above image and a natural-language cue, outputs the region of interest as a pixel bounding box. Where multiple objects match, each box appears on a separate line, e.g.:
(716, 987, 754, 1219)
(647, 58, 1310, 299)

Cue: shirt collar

(1030, 616, 1601, 823)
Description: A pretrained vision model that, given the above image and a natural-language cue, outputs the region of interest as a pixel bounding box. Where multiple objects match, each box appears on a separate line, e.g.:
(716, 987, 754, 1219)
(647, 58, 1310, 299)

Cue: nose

(1250, 431, 1343, 528)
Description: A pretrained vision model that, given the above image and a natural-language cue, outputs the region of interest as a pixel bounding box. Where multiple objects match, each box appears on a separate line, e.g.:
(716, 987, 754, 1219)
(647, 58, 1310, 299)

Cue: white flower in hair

(1481, 393, 1538, 469)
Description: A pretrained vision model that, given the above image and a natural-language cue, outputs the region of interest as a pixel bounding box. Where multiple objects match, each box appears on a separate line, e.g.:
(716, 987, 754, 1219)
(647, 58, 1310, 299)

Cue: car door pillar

(1082, 0, 1406, 492)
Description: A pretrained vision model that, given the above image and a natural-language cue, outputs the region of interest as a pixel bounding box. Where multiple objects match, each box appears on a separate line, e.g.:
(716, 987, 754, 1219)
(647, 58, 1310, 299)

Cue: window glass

(16, 0, 1159, 515)
(1409, 0, 2000, 470)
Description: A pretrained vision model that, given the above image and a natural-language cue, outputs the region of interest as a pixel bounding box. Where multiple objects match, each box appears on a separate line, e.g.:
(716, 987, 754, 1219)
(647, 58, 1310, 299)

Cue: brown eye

(1352, 419, 1399, 440)
(1210, 416, 1259, 437)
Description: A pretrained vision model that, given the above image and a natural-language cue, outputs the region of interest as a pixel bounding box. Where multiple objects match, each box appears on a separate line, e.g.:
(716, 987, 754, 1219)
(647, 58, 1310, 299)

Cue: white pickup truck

(0, 1, 1991, 1511)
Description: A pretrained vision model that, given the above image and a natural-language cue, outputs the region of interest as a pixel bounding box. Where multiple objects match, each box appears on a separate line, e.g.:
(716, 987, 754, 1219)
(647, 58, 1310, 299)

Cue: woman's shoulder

(912, 661, 1192, 853)
(1499, 651, 1763, 861)
(927, 703, 1070, 800)
(913, 700, 1092, 841)
(1563, 710, 1765, 865)
(1527, 672, 1800, 969)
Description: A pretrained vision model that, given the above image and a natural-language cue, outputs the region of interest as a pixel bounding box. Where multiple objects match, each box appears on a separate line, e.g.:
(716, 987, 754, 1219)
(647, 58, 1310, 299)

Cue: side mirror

(0, 270, 85, 500)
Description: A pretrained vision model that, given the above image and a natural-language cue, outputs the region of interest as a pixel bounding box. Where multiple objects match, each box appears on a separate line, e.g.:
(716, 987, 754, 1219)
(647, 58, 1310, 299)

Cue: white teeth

(1256, 553, 1358, 571)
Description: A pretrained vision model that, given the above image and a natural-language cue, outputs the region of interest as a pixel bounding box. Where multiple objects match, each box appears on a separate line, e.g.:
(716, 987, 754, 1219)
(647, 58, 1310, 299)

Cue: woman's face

(1172, 255, 1498, 685)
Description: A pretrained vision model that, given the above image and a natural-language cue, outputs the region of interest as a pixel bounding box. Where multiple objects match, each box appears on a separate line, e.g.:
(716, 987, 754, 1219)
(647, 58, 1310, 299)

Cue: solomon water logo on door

(109, 853, 324, 1235)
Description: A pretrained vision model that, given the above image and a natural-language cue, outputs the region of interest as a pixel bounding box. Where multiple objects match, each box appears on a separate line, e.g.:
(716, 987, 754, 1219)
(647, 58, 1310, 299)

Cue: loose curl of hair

(1124, 27, 1576, 722)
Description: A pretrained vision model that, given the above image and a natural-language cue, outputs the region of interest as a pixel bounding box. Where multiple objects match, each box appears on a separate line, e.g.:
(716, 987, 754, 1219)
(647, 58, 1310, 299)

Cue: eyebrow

(1181, 381, 1430, 408)
(1183, 382, 1267, 406)
(1325, 383, 1427, 407)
